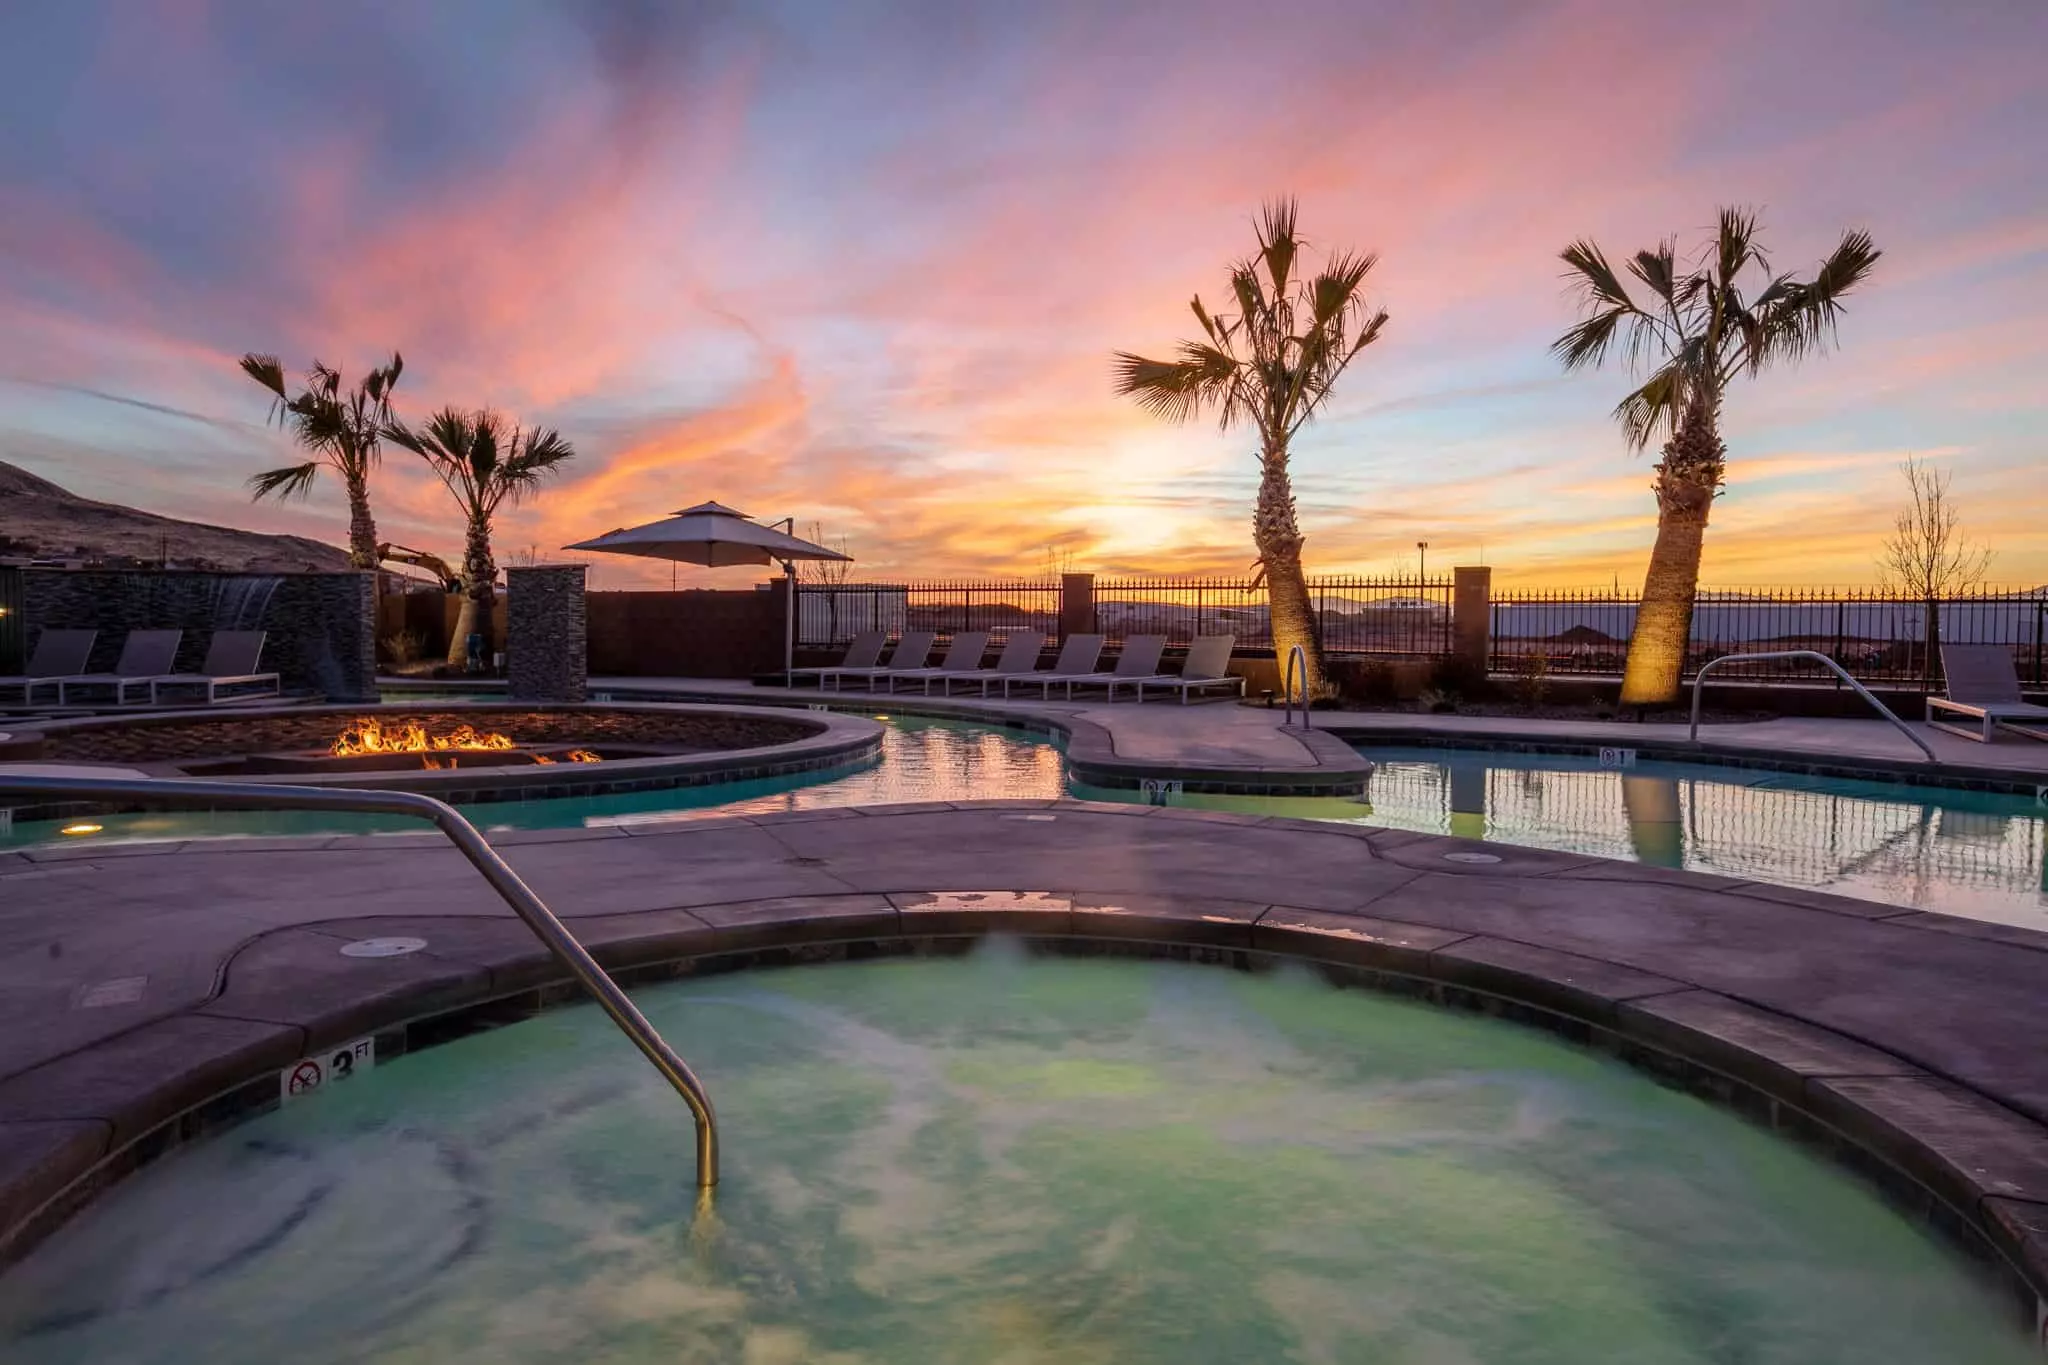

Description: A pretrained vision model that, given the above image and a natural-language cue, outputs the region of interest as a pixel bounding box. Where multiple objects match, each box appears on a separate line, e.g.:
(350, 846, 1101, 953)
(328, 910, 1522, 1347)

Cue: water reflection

(1350, 748, 2046, 928)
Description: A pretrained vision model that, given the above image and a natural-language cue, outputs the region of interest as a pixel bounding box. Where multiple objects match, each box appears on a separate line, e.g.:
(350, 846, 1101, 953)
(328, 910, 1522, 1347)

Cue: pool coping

(583, 678, 2048, 797)
(0, 703, 885, 821)
(1, 801, 2045, 1336)
(1326, 722, 2048, 796)
(587, 682, 1377, 795)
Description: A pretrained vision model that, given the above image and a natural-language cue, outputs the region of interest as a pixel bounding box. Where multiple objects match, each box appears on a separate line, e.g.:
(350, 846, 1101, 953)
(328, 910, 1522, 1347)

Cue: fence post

(1452, 566, 1491, 671)
(2036, 600, 2045, 688)
(1059, 573, 1095, 643)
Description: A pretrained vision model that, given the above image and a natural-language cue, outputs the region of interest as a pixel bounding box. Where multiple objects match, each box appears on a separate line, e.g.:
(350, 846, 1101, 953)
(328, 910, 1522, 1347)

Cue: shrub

(1512, 653, 1550, 707)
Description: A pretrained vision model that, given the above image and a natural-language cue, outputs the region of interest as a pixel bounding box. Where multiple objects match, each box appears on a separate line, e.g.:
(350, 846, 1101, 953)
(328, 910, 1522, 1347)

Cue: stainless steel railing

(0, 774, 719, 1189)
(1281, 644, 1312, 731)
(1689, 650, 1936, 763)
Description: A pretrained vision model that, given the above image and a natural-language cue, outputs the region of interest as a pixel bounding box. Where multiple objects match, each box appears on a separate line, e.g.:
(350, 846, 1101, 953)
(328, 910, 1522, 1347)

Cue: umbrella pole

(782, 560, 796, 682)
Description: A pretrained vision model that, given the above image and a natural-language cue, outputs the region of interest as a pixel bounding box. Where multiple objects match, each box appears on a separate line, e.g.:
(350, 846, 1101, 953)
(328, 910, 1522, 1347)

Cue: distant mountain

(0, 459, 350, 572)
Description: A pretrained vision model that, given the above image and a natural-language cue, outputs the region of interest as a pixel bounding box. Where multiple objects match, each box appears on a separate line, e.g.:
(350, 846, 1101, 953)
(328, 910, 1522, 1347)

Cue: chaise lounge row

(791, 631, 1244, 703)
(0, 629, 280, 708)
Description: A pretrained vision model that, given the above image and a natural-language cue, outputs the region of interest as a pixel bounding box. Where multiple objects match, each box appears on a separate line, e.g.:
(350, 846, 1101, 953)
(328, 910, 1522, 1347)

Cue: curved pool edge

(2, 802, 2045, 1329)
(0, 702, 885, 821)
(589, 683, 1378, 795)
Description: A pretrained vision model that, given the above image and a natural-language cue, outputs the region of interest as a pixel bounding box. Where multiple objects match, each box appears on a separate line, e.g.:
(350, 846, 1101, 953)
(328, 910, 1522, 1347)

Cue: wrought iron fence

(1490, 587, 2048, 686)
(1095, 575, 1452, 653)
(796, 581, 1059, 646)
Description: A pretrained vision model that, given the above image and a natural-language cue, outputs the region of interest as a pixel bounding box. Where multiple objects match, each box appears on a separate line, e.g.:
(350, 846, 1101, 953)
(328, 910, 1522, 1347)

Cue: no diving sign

(281, 1035, 376, 1102)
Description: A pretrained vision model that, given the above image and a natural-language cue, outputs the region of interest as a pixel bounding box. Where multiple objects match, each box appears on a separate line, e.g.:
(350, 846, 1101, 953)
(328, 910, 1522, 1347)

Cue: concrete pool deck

(2, 800, 2047, 1314)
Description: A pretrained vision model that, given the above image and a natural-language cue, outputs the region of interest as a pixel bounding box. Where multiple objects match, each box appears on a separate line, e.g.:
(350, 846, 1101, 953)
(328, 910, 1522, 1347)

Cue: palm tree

(1113, 200, 1388, 698)
(1553, 209, 1879, 706)
(240, 353, 405, 570)
(384, 408, 577, 665)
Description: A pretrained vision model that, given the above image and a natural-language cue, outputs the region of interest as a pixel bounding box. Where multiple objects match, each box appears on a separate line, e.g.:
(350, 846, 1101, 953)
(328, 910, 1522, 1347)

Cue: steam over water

(1, 951, 2031, 1363)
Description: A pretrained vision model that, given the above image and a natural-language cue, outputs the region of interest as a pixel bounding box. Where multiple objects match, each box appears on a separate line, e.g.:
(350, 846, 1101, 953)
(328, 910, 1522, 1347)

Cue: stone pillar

(507, 565, 587, 703)
(326, 571, 379, 702)
(1452, 566, 1492, 674)
(1058, 572, 1095, 642)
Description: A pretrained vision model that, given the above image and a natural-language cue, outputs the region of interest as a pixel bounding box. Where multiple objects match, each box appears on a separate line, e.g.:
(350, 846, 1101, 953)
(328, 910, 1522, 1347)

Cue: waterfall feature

(212, 575, 283, 630)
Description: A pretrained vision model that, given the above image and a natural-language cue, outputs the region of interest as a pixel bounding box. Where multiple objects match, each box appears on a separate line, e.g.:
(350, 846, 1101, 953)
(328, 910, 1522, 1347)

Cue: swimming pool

(1, 951, 2031, 1363)
(8, 718, 2044, 927)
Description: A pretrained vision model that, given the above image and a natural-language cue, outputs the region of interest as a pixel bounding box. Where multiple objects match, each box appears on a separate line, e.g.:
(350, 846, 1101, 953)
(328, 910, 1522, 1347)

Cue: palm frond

(1112, 346, 1242, 426)
(246, 460, 321, 501)
(1309, 250, 1376, 326)
(1738, 228, 1880, 373)
(1347, 308, 1389, 358)
(1625, 244, 1678, 305)
(365, 352, 404, 403)
(1560, 240, 1633, 310)
(1713, 206, 1763, 286)
(493, 427, 577, 507)
(1256, 198, 1300, 294)
(1613, 366, 1686, 451)
(239, 353, 288, 404)
(307, 362, 341, 402)
(1551, 308, 1629, 371)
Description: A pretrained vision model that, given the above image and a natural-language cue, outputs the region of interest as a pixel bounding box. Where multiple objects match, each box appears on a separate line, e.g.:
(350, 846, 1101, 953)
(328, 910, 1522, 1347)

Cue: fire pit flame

(332, 717, 517, 757)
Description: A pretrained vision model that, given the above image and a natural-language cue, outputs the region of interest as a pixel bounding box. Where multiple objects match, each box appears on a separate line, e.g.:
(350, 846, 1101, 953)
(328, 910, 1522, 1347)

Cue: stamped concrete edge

(3, 866, 2045, 1322)
(593, 683, 1377, 794)
(1, 703, 884, 815)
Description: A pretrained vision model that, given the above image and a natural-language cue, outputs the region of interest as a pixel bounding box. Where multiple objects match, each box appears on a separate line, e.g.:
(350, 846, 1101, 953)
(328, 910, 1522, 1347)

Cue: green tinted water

(0, 953, 2028, 1363)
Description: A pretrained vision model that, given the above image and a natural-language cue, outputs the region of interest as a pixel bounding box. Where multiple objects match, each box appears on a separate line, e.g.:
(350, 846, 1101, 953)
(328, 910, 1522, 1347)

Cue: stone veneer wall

(21, 570, 377, 700)
(506, 565, 587, 702)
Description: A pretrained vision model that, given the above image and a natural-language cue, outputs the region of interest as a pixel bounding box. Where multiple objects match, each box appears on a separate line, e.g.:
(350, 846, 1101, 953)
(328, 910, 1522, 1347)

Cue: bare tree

(799, 523, 853, 642)
(1877, 456, 1993, 684)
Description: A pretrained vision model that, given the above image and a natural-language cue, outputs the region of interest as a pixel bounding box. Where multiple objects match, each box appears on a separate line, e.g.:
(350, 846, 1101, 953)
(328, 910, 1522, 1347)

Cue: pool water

(0, 953, 2030, 1364)
(1334, 746, 2048, 929)
(7, 719, 2044, 927)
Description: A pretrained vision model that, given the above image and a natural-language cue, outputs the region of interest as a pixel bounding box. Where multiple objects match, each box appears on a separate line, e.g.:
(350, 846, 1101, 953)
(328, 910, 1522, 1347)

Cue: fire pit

(323, 716, 603, 770)
(0, 703, 882, 806)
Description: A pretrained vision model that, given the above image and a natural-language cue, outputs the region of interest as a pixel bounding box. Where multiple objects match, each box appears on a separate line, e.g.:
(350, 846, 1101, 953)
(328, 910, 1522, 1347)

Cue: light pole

(1417, 541, 1429, 580)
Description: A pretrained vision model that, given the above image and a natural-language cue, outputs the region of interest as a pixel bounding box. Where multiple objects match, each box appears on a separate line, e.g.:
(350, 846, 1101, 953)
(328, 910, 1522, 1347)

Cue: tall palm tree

(384, 408, 577, 665)
(1114, 200, 1388, 699)
(1554, 209, 1879, 706)
(240, 353, 405, 570)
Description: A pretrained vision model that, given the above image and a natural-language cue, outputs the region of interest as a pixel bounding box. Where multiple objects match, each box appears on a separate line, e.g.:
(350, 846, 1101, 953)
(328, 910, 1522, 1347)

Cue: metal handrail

(1689, 650, 1936, 763)
(1281, 643, 1312, 730)
(0, 775, 719, 1189)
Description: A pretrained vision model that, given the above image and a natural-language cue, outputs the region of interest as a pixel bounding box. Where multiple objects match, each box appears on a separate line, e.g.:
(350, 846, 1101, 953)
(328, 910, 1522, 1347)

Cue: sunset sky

(1, 0, 2042, 591)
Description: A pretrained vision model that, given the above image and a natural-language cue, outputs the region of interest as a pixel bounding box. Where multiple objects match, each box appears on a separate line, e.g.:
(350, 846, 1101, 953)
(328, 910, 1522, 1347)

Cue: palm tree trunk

(1256, 443, 1324, 699)
(1619, 393, 1725, 707)
(452, 510, 497, 668)
(344, 474, 380, 571)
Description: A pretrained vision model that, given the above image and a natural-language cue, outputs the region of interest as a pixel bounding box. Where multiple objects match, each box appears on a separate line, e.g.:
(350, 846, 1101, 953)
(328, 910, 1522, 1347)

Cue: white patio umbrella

(564, 501, 852, 677)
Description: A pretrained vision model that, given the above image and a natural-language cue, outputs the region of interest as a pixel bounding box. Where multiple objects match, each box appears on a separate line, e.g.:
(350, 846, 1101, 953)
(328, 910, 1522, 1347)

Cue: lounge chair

(1115, 633, 1246, 705)
(147, 630, 281, 705)
(788, 631, 886, 689)
(941, 631, 1047, 696)
(879, 631, 991, 694)
(1002, 634, 1104, 699)
(1926, 644, 2048, 743)
(817, 631, 936, 692)
(1028, 635, 1168, 701)
(0, 629, 98, 707)
(56, 630, 183, 706)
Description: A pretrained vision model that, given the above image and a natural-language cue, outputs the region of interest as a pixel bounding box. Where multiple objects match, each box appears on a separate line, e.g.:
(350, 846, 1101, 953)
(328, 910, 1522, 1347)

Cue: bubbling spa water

(0, 951, 2030, 1363)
